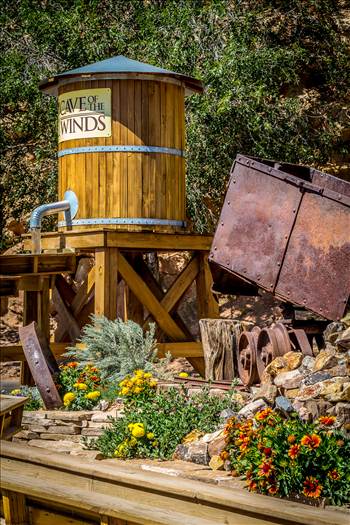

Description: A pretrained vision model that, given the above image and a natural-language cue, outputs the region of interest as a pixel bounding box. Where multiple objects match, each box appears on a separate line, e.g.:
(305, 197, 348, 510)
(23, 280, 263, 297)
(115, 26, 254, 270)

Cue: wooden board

(1, 441, 348, 525)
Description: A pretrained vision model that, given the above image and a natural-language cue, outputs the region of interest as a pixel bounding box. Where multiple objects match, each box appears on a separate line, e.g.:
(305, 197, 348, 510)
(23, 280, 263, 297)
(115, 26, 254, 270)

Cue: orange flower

(303, 476, 322, 498)
(300, 434, 321, 449)
(258, 461, 274, 477)
(263, 447, 272, 457)
(287, 434, 296, 444)
(328, 469, 340, 480)
(318, 415, 336, 426)
(336, 439, 344, 447)
(255, 408, 273, 421)
(67, 361, 78, 368)
(247, 480, 257, 491)
(288, 444, 301, 459)
(268, 485, 278, 495)
(220, 450, 229, 461)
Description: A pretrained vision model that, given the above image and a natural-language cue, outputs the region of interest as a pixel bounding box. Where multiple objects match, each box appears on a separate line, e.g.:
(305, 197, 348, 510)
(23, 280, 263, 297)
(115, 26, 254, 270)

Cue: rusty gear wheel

(237, 327, 260, 386)
(256, 323, 291, 379)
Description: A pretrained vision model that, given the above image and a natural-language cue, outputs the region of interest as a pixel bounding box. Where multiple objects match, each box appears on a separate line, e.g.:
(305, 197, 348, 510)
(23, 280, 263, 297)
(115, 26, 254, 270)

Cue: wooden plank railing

(1, 441, 348, 525)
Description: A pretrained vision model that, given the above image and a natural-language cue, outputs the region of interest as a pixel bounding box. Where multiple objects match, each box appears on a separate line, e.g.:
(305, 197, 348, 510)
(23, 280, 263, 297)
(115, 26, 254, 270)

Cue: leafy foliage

(10, 386, 43, 411)
(223, 408, 350, 505)
(85, 370, 240, 460)
(58, 361, 102, 410)
(1, 1, 349, 247)
(65, 315, 156, 383)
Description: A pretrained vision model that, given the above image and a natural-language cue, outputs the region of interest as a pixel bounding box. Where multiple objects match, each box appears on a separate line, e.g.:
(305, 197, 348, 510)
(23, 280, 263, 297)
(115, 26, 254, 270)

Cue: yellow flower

(63, 392, 76, 406)
(149, 380, 157, 388)
(74, 382, 88, 390)
(128, 423, 135, 431)
(133, 386, 142, 394)
(121, 387, 130, 396)
(134, 369, 144, 377)
(144, 372, 152, 379)
(10, 389, 21, 395)
(147, 432, 155, 440)
(152, 441, 158, 447)
(114, 443, 127, 458)
(128, 437, 137, 447)
(131, 423, 145, 438)
(178, 372, 189, 378)
(85, 390, 101, 400)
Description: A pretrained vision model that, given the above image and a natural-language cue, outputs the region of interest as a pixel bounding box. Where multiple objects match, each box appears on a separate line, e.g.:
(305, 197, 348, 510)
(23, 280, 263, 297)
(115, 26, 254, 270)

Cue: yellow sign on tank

(58, 88, 111, 142)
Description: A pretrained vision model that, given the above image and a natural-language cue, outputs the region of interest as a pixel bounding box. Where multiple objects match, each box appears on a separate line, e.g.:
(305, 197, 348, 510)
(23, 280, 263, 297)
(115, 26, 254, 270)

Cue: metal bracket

(58, 145, 185, 158)
(58, 217, 186, 227)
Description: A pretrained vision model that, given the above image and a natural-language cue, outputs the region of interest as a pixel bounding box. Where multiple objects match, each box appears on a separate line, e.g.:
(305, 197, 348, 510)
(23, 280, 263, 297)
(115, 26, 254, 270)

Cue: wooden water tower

(29, 56, 219, 375)
(40, 56, 203, 232)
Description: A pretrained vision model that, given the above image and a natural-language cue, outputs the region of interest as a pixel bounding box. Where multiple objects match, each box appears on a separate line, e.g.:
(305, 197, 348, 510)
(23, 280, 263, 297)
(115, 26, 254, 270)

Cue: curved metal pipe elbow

(29, 190, 78, 230)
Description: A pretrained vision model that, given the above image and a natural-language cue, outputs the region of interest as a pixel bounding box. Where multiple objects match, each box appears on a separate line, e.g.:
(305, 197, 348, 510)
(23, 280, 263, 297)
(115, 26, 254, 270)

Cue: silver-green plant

(65, 315, 157, 382)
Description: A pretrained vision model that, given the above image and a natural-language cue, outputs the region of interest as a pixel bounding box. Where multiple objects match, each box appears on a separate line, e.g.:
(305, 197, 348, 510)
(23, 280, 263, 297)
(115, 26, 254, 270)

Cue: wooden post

(2, 490, 28, 525)
(196, 252, 219, 320)
(124, 254, 144, 325)
(94, 248, 118, 319)
(22, 277, 50, 385)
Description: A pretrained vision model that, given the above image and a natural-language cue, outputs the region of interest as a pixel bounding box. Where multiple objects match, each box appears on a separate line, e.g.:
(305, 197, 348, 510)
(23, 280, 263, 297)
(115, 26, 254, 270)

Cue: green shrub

(58, 361, 103, 410)
(86, 369, 240, 460)
(10, 386, 43, 411)
(223, 408, 350, 505)
(65, 316, 157, 383)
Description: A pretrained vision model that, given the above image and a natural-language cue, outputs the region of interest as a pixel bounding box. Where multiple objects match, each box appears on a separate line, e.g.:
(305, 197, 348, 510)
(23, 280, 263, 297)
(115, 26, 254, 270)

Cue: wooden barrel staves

(40, 56, 203, 232)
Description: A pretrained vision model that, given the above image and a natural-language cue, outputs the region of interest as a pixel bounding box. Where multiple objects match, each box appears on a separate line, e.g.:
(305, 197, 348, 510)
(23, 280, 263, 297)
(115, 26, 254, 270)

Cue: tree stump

(199, 318, 253, 381)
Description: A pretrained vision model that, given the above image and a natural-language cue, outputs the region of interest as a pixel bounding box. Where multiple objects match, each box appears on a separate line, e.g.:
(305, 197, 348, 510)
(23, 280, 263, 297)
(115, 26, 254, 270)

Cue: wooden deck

(1, 441, 348, 525)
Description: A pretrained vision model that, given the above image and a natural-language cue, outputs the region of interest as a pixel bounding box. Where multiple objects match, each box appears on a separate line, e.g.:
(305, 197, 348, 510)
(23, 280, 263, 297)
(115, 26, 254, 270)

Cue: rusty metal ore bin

(209, 155, 350, 321)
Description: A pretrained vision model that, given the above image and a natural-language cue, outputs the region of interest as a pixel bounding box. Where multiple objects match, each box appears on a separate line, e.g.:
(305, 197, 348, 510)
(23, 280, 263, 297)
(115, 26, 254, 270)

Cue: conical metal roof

(40, 55, 203, 95)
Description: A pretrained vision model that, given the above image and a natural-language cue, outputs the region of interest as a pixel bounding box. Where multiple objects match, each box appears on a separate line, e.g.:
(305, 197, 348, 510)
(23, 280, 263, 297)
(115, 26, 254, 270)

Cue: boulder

(208, 436, 226, 458)
(264, 357, 288, 376)
(324, 383, 350, 402)
(202, 429, 224, 443)
(252, 384, 277, 405)
(296, 383, 322, 401)
(209, 455, 224, 471)
(300, 355, 315, 372)
(328, 403, 350, 423)
(284, 388, 300, 399)
(324, 322, 345, 344)
(237, 399, 267, 419)
(283, 352, 303, 370)
(313, 349, 338, 372)
(336, 327, 350, 350)
(274, 369, 304, 389)
(219, 408, 236, 421)
(182, 429, 204, 444)
(301, 371, 332, 386)
(275, 396, 294, 416)
(173, 441, 209, 465)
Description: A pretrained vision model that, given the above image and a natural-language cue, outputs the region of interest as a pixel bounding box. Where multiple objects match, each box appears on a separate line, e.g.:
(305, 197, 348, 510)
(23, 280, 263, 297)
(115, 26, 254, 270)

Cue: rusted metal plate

(18, 322, 62, 409)
(276, 192, 350, 320)
(209, 157, 303, 293)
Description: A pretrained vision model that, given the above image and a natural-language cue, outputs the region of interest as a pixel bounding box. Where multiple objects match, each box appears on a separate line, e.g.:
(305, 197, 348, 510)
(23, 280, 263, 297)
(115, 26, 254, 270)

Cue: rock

(319, 377, 348, 399)
(260, 370, 273, 384)
(39, 433, 81, 442)
(219, 408, 236, 421)
(202, 429, 224, 443)
(45, 425, 80, 435)
(95, 399, 110, 411)
(34, 410, 93, 422)
(292, 400, 332, 422)
(324, 383, 350, 402)
(296, 383, 322, 401)
(341, 312, 350, 327)
(313, 349, 338, 372)
(182, 429, 204, 444)
(329, 402, 350, 422)
(327, 363, 350, 377)
(264, 356, 287, 376)
(301, 371, 332, 386)
(336, 327, 350, 350)
(173, 441, 209, 465)
(324, 322, 345, 344)
(275, 396, 294, 416)
(252, 384, 277, 405)
(208, 436, 226, 458)
(28, 425, 50, 433)
(237, 399, 267, 418)
(86, 421, 112, 429)
(283, 352, 303, 370)
(301, 356, 316, 371)
(285, 388, 300, 399)
(27, 439, 83, 453)
(14, 430, 39, 440)
(81, 428, 104, 436)
(209, 455, 224, 471)
(209, 389, 228, 398)
(274, 369, 304, 389)
(91, 410, 120, 422)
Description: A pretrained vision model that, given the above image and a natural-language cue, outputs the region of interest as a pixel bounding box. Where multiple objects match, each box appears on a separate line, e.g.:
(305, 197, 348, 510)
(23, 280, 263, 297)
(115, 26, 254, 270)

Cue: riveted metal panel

(209, 158, 303, 293)
(276, 192, 350, 320)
